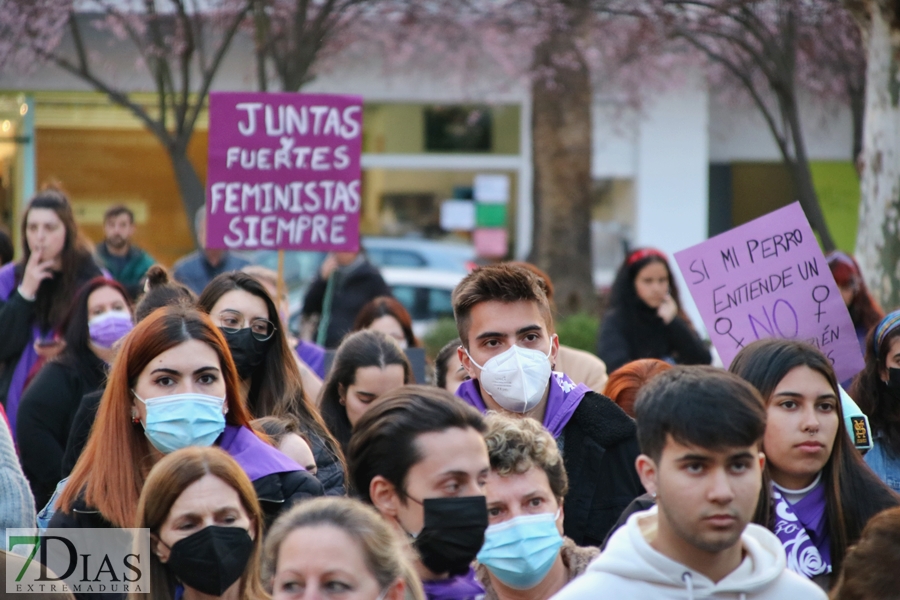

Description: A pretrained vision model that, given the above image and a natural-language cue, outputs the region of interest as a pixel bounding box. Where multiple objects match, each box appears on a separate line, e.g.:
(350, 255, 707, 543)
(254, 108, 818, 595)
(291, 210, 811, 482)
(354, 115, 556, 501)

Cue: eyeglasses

(217, 309, 276, 341)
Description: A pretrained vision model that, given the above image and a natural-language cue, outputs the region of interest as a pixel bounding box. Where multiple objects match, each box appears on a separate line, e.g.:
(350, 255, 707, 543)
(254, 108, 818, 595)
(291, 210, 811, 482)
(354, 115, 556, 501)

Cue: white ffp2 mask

(466, 339, 554, 413)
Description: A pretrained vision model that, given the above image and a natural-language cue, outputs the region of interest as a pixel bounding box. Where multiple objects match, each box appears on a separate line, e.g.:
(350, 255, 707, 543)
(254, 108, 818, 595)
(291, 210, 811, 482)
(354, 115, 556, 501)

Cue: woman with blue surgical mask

(50, 305, 323, 545)
(476, 413, 598, 600)
(17, 277, 133, 509)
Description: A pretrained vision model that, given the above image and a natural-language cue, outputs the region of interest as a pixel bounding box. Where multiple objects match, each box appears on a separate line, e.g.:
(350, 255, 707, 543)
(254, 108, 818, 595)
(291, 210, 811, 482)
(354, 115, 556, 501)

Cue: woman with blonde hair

(264, 496, 423, 600)
(132, 446, 268, 600)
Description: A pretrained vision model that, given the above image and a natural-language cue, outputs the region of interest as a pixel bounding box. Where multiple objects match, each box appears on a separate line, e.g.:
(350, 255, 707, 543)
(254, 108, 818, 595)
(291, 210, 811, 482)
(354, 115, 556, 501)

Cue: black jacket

(0, 260, 101, 409)
(596, 304, 711, 373)
(17, 353, 106, 508)
(61, 390, 102, 477)
(301, 258, 390, 348)
(601, 492, 657, 549)
(560, 391, 645, 546)
(49, 470, 323, 532)
(305, 430, 346, 496)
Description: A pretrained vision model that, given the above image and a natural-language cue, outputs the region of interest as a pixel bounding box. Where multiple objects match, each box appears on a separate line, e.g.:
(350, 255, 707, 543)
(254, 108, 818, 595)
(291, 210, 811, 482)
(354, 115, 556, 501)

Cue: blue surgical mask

(133, 391, 226, 454)
(476, 511, 563, 590)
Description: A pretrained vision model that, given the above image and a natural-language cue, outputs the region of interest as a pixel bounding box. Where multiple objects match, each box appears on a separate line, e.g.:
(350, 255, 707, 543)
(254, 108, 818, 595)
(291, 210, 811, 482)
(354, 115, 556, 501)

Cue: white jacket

(552, 506, 826, 600)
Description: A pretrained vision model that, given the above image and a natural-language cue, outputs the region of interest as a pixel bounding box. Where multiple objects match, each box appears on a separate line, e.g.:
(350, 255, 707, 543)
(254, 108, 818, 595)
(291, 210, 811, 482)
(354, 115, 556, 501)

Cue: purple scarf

(218, 425, 305, 481)
(422, 568, 484, 600)
(772, 479, 832, 579)
(456, 372, 590, 437)
(0, 263, 46, 436)
(296, 339, 326, 379)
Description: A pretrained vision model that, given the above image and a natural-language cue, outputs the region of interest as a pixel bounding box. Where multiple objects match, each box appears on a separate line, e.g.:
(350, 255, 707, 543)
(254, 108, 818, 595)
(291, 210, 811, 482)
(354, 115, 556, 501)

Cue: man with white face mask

(452, 264, 643, 547)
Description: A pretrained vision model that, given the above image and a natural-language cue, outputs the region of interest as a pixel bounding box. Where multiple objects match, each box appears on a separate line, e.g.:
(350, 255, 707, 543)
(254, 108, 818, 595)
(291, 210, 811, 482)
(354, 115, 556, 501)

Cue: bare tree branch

(37, 47, 170, 145)
(68, 13, 89, 75)
(185, 3, 251, 137)
(173, 0, 196, 137)
(678, 30, 791, 159)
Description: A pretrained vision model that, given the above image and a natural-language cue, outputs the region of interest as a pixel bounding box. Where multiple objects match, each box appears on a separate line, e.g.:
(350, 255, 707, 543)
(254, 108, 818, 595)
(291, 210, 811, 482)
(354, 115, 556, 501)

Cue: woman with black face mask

(132, 445, 268, 600)
(852, 310, 900, 492)
(198, 272, 347, 496)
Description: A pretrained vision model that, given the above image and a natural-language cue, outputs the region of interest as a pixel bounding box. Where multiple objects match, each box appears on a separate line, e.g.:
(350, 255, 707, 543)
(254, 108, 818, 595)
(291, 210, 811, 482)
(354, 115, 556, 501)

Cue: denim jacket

(864, 435, 900, 493)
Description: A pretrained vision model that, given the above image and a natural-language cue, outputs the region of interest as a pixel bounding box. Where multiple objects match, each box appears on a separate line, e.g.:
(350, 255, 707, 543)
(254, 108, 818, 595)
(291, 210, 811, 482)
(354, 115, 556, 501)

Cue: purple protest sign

(674, 202, 863, 382)
(205, 91, 362, 251)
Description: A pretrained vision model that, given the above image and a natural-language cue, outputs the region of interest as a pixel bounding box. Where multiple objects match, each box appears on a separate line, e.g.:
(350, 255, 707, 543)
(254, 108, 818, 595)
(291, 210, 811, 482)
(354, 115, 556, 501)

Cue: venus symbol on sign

(812, 286, 829, 324)
(715, 317, 745, 349)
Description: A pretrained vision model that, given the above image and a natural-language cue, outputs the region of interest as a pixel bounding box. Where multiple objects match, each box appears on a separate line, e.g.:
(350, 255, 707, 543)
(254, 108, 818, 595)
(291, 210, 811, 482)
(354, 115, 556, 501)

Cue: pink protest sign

(674, 202, 863, 382)
(205, 91, 362, 251)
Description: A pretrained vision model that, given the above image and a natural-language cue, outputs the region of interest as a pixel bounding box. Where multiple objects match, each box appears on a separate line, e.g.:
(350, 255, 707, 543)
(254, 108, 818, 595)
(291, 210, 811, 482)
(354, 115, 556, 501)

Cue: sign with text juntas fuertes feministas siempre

(674, 202, 864, 382)
(206, 92, 363, 251)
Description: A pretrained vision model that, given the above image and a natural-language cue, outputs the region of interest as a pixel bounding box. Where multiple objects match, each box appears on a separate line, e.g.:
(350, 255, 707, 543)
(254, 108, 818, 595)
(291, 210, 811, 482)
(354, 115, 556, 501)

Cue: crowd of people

(1, 188, 900, 600)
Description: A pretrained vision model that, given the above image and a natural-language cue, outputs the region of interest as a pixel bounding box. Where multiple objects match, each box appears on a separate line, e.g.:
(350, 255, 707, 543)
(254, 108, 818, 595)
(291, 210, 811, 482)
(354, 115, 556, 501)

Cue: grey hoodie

(551, 506, 826, 600)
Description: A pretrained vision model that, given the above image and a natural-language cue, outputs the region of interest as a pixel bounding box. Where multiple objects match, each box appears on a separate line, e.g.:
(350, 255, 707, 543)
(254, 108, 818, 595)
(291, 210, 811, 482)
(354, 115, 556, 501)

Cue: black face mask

(164, 526, 254, 596)
(885, 368, 900, 396)
(409, 496, 488, 577)
(221, 327, 271, 379)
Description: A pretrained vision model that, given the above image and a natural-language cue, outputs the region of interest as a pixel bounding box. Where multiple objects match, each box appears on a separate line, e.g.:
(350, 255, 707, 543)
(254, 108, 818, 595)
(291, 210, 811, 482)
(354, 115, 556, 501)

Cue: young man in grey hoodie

(553, 366, 826, 600)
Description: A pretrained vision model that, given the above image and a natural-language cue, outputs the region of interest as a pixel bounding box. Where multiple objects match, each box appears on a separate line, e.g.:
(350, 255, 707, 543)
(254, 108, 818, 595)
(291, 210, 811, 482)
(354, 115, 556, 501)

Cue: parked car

(246, 237, 473, 334)
(380, 267, 465, 338)
(363, 237, 477, 274)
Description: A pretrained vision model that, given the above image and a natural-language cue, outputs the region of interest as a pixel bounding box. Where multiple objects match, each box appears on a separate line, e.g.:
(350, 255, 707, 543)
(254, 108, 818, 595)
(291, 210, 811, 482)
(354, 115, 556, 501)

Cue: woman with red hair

(50, 305, 322, 537)
(603, 359, 672, 418)
(827, 251, 884, 355)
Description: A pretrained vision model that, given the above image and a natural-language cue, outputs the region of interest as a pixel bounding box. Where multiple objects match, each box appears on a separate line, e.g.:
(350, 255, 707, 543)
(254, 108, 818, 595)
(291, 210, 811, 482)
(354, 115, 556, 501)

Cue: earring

(132, 412, 140, 424)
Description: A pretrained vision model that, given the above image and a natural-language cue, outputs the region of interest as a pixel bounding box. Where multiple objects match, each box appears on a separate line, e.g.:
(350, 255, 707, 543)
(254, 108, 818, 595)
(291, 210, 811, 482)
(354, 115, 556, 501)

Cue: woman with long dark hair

(596, 247, 709, 373)
(198, 271, 346, 495)
(850, 310, 900, 492)
(0, 189, 101, 433)
(730, 338, 899, 590)
(319, 330, 412, 452)
(17, 277, 133, 507)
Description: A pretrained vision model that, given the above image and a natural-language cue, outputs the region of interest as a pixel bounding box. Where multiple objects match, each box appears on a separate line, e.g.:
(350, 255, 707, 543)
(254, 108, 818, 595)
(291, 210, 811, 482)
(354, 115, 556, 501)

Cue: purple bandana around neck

(422, 568, 484, 600)
(456, 372, 590, 437)
(218, 425, 305, 481)
(772, 479, 832, 579)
